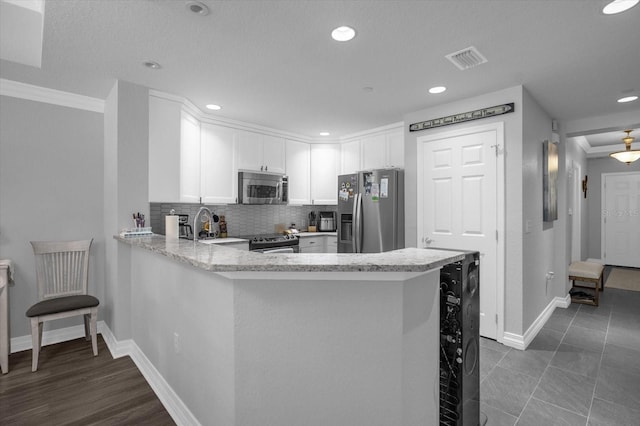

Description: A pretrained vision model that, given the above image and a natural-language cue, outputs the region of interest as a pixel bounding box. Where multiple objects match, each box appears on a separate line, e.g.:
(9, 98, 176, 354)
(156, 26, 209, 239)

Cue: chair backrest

(31, 239, 93, 300)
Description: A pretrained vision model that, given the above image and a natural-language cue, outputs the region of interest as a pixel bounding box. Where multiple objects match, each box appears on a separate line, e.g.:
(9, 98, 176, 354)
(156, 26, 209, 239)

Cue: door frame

(416, 122, 505, 342)
(570, 162, 582, 262)
(601, 171, 640, 265)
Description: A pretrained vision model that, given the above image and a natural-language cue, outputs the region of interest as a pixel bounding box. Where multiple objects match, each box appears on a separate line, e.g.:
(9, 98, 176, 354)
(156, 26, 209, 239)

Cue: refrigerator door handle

(351, 192, 358, 252)
(354, 193, 363, 253)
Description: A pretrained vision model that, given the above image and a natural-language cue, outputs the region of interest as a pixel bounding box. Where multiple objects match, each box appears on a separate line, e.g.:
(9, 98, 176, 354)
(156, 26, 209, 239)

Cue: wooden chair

(26, 239, 99, 372)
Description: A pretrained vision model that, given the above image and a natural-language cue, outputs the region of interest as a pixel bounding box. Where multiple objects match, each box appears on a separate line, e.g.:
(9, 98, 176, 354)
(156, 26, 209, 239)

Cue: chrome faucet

(193, 206, 213, 241)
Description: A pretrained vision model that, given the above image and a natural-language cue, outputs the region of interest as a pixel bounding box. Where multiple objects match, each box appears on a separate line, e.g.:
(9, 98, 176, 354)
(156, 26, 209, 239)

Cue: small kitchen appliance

(178, 214, 193, 239)
(318, 211, 337, 232)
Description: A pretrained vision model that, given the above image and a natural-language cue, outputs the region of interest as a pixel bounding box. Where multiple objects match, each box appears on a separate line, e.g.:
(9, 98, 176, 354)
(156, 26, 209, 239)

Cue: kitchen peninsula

(116, 234, 466, 425)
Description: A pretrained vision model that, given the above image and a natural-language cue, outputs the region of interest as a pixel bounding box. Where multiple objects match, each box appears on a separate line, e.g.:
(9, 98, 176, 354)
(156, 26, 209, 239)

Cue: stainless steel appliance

(318, 211, 336, 232)
(337, 169, 404, 253)
(248, 234, 299, 253)
(238, 171, 288, 205)
(178, 214, 193, 239)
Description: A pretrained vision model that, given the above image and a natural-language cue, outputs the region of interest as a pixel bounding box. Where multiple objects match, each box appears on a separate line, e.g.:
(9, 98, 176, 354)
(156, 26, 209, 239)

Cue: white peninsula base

(130, 250, 439, 425)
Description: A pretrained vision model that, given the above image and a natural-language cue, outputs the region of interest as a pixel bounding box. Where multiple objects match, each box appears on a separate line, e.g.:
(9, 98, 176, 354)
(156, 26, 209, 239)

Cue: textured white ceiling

(1, 0, 639, 140)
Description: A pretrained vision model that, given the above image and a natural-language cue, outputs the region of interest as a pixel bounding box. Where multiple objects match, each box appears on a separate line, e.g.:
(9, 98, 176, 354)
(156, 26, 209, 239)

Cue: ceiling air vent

(446, 46, 488, 70)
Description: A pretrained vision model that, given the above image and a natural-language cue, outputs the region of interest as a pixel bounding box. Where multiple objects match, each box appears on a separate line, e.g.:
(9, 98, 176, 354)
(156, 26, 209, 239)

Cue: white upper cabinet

(385, 128, 404, 168)
(361, 128, 404, 170)
(237, 130, 286, 174)
(149, 95, 182, 202)
(262, 134, 286, 174)
(148, 96, 202, 203)
(201, 123, 237, 204)
(285, 139, 311, 205)
(180, 111, 202, 203)
(341, 139, 361, 175)
(361, 134, 387, 170)
(311, 143, 339, 205)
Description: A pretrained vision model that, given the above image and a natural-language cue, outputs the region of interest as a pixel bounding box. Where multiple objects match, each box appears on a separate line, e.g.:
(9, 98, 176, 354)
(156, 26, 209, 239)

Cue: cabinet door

(325, 235, 337, 253)
(311, 144, 339, 205)
(361, 134, 386, 170)
(341, 139, 361, 174)
(299, 236, 325, 253)
(149, 96, 182, 202)
(285, 139, 311, 205)
(201, 123, 237, 204)
(180, 111, 201, 203)
(386, 128, 404, 168)
(236, 130, 264, 171)
(262, 134, 286, 174)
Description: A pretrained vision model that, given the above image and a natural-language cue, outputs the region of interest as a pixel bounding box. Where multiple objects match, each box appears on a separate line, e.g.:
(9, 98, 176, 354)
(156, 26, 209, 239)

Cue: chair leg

(30, 317, 40, 372)
(84, 314, 90, 341)
(90, 308, 98, 356)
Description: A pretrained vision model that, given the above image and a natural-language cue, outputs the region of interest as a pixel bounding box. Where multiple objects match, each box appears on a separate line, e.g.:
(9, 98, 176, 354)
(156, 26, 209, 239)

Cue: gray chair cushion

(26, 295, 99, 317)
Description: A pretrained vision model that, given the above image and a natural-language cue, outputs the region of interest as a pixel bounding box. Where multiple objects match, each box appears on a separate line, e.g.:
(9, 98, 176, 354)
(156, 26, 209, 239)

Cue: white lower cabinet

(298, 235, 337, 253)
(299, 236, 326, 253)
(326, 235, 337, 253)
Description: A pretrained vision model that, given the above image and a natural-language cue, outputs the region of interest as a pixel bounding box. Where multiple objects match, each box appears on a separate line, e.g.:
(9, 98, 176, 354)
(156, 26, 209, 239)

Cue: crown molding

(339, 121, 404, 142)
(149, 89, 317, 143)
(0, 78, 104, 113)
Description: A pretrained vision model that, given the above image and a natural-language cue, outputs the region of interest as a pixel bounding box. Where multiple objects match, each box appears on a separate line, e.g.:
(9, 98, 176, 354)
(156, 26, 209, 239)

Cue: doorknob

(423, 237, 434, 247)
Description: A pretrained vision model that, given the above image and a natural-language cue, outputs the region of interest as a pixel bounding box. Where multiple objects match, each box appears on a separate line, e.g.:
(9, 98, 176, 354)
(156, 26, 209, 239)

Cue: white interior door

(417, 123, 503, 340)
(602, 172, 640, 267)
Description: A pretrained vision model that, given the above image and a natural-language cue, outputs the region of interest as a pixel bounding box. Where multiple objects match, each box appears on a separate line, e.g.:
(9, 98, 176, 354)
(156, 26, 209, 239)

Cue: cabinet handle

(260, 165, 264, 171)
(265, 165, 268, 171)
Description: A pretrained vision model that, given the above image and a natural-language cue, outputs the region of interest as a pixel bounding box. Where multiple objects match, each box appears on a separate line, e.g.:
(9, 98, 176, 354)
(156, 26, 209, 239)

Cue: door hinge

(496, 230, 498, 241)
(495, 314, 498, 324)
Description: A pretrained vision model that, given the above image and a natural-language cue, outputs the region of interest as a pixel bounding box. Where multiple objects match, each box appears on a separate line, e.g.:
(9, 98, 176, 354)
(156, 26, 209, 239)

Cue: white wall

(403, 85, 526, 335)
(0, 95, 104, 337)
(103, 80, 149, 341)
(521, 89, 561, 329)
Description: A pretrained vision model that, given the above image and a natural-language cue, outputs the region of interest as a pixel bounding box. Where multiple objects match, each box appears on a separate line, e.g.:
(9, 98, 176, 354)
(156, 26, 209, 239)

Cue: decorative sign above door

(409, 103, 514, 132)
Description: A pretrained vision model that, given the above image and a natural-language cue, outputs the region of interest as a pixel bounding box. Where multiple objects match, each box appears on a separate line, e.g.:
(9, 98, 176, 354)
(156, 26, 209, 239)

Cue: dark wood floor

(0, 335, 175, 425)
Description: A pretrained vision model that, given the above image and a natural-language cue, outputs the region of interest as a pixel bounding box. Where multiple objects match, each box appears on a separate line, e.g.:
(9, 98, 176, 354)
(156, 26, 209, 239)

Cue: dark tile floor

(480, 281, 640, 425)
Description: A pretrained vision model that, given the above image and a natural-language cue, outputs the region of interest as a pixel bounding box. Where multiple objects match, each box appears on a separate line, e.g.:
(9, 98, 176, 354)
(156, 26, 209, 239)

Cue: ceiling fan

(609, 129, 640, 164)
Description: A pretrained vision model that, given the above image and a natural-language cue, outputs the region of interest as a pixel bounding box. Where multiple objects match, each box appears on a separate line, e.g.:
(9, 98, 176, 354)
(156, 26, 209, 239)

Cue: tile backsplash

(150, 203, 335, 237)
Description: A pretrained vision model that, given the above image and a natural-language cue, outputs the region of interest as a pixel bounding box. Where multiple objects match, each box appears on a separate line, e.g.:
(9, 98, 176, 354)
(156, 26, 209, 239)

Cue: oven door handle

(262, 247, 294, 254)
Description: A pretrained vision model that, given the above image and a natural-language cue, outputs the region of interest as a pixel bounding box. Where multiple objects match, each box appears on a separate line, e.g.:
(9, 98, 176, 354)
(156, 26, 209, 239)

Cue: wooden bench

(568, 261, 604, 306)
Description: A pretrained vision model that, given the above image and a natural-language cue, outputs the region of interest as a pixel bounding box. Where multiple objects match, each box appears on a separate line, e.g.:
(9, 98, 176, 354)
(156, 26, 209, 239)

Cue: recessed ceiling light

(617, 95, 638, 103)
(331, 26, 356, 42)
(143, 61, 161, 70)
(603, 0, 639, 14)
(319, 132, 330, 136)
(185, 1, 210, 16)
(206, 104, 222, 110)
(362, 86, 374, 92)
(428, 86, 447, 94)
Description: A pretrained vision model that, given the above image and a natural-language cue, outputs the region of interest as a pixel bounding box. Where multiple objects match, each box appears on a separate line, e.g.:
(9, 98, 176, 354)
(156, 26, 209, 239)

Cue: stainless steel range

(248, 233, 299, 253)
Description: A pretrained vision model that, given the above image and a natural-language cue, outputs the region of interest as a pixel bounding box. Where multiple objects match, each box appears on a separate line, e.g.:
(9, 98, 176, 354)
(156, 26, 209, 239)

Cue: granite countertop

(115, 234, 466, 273)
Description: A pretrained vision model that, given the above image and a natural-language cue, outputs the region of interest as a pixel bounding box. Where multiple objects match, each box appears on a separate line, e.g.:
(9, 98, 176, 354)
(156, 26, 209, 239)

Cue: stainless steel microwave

(238, 171, 288, 205)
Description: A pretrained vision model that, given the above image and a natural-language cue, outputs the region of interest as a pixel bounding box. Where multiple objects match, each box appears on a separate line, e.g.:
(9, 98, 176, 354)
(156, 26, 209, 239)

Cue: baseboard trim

(501, 295, 571, 351)
(10, 323, 200, 426)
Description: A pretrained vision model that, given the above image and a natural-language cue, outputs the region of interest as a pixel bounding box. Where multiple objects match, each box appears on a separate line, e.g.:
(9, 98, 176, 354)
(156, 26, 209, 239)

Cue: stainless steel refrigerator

(337, 169, 404, 253)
